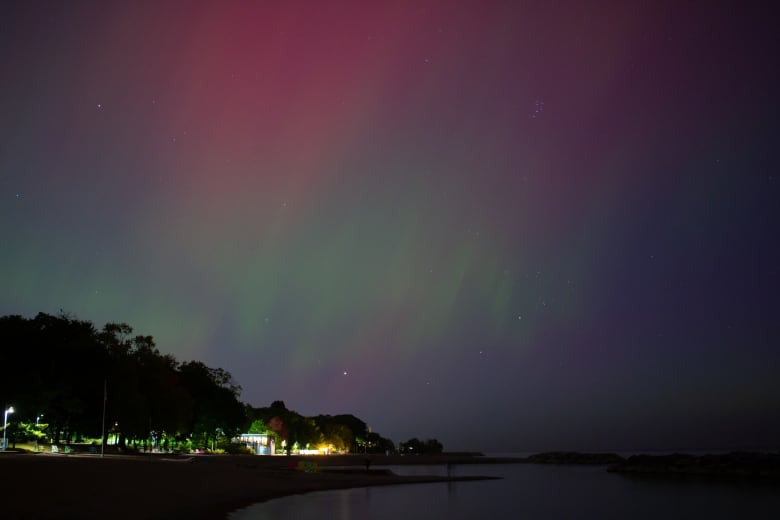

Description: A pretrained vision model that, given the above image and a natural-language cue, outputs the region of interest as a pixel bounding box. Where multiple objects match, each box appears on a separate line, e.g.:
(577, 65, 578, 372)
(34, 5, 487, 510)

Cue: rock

(527, 451, 625, 465)
(607, 451, 780, 478)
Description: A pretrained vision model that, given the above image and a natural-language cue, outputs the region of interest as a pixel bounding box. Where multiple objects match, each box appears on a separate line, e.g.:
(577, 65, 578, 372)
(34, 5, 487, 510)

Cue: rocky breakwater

(607, 452, 780, 478)
(527, 452, 625, 465)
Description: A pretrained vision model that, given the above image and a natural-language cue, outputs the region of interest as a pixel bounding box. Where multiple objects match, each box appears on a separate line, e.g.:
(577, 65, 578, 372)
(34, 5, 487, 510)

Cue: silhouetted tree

(400, 437, 444, 454)
(0, 313, 246, 451)
(178, 361, 246, 449)
(2, 313, 406, 455)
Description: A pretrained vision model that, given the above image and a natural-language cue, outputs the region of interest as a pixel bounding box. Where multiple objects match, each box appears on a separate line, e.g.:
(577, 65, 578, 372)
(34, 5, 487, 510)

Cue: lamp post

(3, 406, 14, 450)
(34, 413, 43, 452)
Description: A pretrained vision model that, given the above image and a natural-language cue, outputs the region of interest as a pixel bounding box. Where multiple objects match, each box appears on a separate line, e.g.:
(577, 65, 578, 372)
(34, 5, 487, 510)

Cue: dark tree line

(247, 401, 396, 454)
(1, 312, 436, 455)
(399, 437, 444, 454)
(0, 313, 245, 451)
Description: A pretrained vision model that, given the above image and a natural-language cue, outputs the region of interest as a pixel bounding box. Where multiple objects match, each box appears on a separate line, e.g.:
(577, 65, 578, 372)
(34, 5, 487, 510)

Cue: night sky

(2, 1, 779, 452)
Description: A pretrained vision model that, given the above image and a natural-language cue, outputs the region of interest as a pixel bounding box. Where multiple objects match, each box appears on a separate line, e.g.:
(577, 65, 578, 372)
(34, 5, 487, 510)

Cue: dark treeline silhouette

(399, 437, 444, 455)
(0, 312, 418, 454)
(247, 400, 396, 454)
(0, 313, 245, 451)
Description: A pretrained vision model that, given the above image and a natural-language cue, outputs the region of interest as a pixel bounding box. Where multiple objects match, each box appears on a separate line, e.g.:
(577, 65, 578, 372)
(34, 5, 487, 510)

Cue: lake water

(230, 462, 780, 519)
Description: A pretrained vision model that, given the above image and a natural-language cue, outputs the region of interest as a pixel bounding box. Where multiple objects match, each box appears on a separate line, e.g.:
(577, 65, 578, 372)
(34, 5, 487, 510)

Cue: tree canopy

(0, 313, 245, 451)
(1, 312, 432, 455)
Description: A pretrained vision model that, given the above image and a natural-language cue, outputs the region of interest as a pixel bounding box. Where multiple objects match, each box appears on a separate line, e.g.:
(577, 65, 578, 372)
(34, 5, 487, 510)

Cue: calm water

(230, 463, 780, 519)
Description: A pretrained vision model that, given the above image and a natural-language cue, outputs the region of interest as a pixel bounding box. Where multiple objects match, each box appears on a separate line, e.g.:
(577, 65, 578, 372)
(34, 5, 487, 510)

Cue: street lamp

(34, 413, 44, 452)
(2, 406, 14, 450)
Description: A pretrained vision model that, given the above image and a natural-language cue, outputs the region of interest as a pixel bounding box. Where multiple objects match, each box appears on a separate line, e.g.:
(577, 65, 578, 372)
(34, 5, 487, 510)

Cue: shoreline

(5, 450, 777, 517)
(0, 452, 503, 519)
(607, 451, 780, 479)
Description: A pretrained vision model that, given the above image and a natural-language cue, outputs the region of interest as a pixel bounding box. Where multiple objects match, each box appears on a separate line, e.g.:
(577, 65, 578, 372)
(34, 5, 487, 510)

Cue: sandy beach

(1, 452, 501, 519)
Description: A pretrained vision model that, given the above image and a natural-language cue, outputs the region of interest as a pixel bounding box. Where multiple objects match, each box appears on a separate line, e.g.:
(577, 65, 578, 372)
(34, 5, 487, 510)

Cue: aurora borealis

(1, 1, 779, 451)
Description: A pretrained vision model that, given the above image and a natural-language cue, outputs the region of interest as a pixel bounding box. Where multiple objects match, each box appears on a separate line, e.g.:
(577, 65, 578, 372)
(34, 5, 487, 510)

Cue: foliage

(1, 312, 432, 455)
(247, 419, 273, 435)
(246, 405, 396, 454)
(248, 402, 322, 451)
(0, 313, 247, 450)
(218, 438, 253, 454)
(6, 421, 48, 442)
(313, 414, 367, 452)
(399, 437, 444, 454)
(178, 361, 246, 448)
(364, 431, 396, 454)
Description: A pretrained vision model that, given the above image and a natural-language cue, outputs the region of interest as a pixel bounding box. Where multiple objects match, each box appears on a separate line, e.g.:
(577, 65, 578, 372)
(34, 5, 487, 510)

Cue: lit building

(238, 433, 275, 455)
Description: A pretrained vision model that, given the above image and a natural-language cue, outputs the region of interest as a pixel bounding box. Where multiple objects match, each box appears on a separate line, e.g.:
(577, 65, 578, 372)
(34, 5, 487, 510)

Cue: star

(531, 99, 544, 118)
(97, 103, 102, 109)
(343, 371, 348, 376)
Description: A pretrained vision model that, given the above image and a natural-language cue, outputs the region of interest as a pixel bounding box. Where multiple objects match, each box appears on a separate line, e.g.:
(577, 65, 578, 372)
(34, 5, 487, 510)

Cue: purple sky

(1, 1, 779, 451)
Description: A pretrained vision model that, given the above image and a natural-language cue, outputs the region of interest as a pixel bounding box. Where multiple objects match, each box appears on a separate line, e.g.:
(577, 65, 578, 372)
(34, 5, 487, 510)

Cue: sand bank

(1, 453, 500, 519)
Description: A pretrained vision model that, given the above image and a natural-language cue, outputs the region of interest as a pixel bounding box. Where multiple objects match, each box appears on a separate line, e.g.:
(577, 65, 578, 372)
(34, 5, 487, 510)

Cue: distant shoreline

(0, 452, 500, 519)
(606, 451, 780, 479)
(3, 450, 778, 518)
